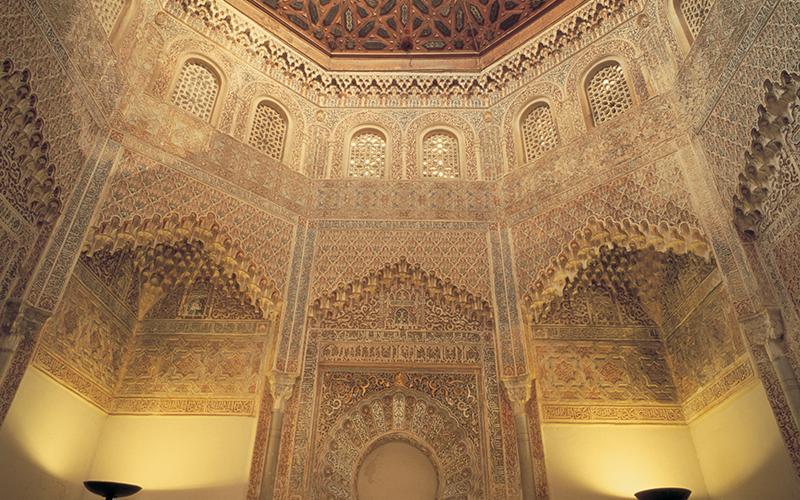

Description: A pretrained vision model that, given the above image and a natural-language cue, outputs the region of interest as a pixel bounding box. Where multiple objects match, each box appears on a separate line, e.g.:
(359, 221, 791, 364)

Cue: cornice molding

(167, 0, 644, 106)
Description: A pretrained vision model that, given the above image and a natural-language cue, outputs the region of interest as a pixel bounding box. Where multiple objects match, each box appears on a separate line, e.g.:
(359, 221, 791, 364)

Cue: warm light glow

(88, 414, 256, 492)
(542, 423, 708, 499)
(0, 368, 106, 496)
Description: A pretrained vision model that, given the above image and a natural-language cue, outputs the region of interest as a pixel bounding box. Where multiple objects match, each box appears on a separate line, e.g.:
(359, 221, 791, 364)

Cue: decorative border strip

(541, 403, 685, 423)
(683, 356, 756, 421)
(112, 396, 256, 415)
(33, 350, 114, 412)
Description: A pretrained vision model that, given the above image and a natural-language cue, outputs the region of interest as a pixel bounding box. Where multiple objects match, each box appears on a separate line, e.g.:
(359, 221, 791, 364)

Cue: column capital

(502, 373, 534, 414)
(267, 371, 298, 411)
(740, 307, 785, 347)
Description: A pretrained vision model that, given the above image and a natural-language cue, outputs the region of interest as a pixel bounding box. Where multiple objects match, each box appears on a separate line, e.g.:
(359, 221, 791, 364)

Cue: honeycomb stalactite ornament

(733, 71, 800, 241)
(308, 257, 493, 327)
(0, 59, 62, 227)
(523, 217, 712, 321)
(82, 212, 281, 318)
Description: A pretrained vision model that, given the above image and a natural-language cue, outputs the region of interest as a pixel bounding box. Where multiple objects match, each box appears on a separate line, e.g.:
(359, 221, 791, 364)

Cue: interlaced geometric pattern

(92, 0, 125, 35)
(348, 130, 386, 178)
(521, 103, 559, 163)
(422, 131, 460, 179)
(679, 0, 714, 39)
(587, 62, 632, 125)
(249, 101, 287, 160)
(171, 60, 220, 122)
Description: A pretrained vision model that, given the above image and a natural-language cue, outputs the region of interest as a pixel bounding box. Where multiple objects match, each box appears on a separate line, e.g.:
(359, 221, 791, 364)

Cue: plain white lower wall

(86, 414, 258, 500)
(689, 381, 800, 499)
(542, 422, 709, 500)
(0, 368, 107, 500)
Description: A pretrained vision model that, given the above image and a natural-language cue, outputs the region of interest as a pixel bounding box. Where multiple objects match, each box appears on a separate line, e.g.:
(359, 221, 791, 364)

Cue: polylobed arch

(316, 387, 481, 499)
(521, 216, 713, 321)
(307, 257, 493, 328)
(82, 212, 281, 317)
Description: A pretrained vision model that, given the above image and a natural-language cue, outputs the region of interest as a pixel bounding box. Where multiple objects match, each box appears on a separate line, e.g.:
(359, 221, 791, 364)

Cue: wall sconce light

(84, 481, 142, 500)
(634, 487, 691, 500)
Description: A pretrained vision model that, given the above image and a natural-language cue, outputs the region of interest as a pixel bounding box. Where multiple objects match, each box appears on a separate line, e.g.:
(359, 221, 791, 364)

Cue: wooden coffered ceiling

(229, 0, 584, 70)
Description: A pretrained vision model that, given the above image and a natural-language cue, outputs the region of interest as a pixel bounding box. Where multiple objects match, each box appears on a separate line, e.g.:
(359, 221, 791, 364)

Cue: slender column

(0, 300, 51, 423)
(743, 308, 800, 429)
(0, 301, 50, 383)
(259, 371, 297, 500)
(503, 374, 538, 500)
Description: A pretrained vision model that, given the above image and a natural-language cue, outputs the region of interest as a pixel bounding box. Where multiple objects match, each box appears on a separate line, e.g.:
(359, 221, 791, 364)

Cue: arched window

(171, 59, 220, 122)
(249, 100, 288, 161)
(421, 130, 460, 179)
(585, 61, 633, 125)
(92, 0, 126, 35)
(348, 129, 387, 178)
(675, 0, 714, 41)
(521, 102, 559, 163)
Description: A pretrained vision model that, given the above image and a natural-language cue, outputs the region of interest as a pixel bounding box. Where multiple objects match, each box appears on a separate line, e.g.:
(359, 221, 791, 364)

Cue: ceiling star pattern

(250, 0, 551, 53)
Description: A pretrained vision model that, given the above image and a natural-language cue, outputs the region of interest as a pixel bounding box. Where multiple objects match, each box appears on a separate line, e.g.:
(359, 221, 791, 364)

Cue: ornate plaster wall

(1, 0, 799, 499)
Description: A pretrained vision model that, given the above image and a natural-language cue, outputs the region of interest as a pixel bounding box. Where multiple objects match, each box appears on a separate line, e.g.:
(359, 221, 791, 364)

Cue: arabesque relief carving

(83, 212, 281, 318)
(309, 257, 493, 329)
(0, 59, 62, 227)
(733, 71, 800, 240)
(522, 216, 712, 321)
(317, 380, 481, 499)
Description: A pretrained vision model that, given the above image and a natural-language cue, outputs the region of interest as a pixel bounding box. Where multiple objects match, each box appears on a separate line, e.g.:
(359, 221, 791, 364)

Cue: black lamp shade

(634, 487, 692, 500)
(84, 481, 142, 499)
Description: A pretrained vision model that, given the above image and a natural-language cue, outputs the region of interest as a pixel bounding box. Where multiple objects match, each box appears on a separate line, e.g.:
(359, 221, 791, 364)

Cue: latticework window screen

(348, 130, 387, 178)
(586, 62, 632, 125)
(521, 103, 559, 163)
(92, 0, 125, 35)
(249, 101, 287, 161)
(171, 60, 220, 122)
(421, 131, 460, 179)
(678, 0, 714, 39)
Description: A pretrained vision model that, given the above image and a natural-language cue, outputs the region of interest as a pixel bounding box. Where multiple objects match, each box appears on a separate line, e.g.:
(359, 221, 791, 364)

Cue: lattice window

(586, 62, 633, 125)
(348, 129, 386, 178)
(249, 101, 287, 160)
(171, 60, 220, 122)
(678, 0, 714, 39)
(92, 0, 126, 35)
(421, 131, 460, 179)
(521, 103, 559, 163)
